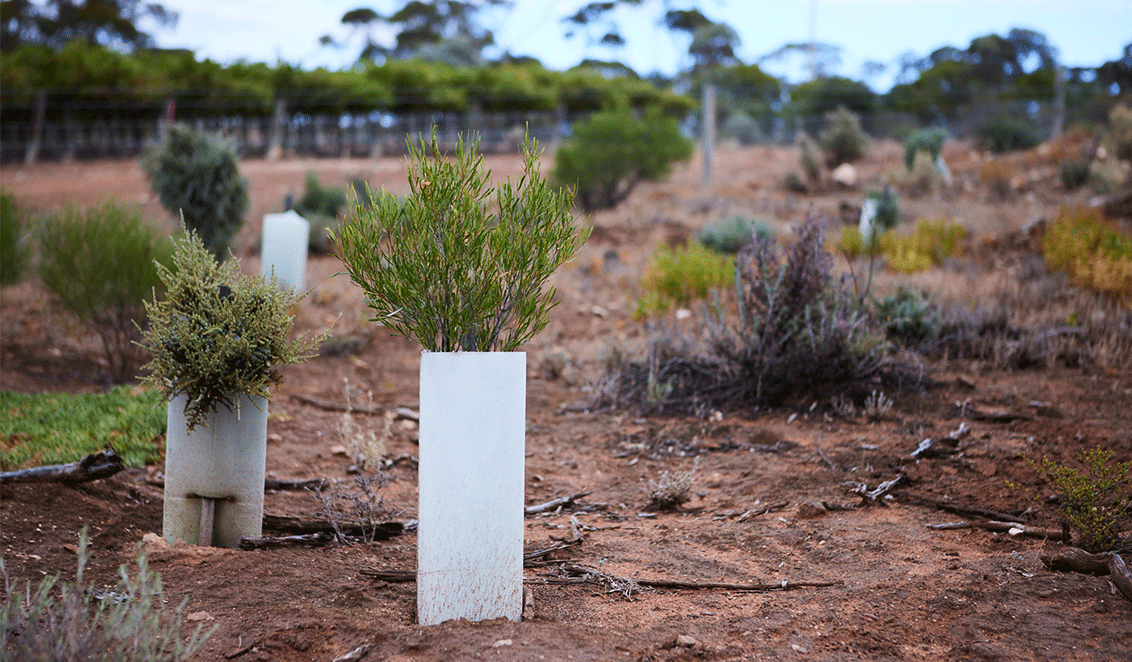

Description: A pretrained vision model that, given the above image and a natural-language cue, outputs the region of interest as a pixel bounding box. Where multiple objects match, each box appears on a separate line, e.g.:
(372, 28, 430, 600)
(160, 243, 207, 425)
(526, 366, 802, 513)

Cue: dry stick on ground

(895, 490, 1026, 523)
(843, 475, 906, 505)
(926, 520, 1067, 540)
(525, 490, 594, 515)
(0, 449, 123, 485)
(289, 394, 419, 422)
(1041, 547, 1132, 602)
(264, 477, 329, 491)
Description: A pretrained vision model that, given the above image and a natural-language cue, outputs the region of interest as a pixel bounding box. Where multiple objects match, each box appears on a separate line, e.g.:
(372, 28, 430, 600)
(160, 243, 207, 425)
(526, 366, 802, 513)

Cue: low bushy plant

(978, 157, 1014, 199)
(799, 133, 821, 184)
(0, 191, 32, 286)
(902, 149, 944, 197)
(1109, 103, 1132, 161)
(1024, 447, 1131, 552)
(337, 131, 590, 352)
(868, 187, 900, 235)
(142, 124, 248, 260)
(1058, 159, 1090, 190)
(0, 386, 165, 470)
(139, 230, 325, 431)
(697, 215, 772, 254)
(722, 111, 761, 146)
(903, 127, 948, 170)
(874, 287, 938, 347)
(636, 242, 733, 318)
(886, 218, 967, 274)
(38, 201, 176, 383)
(1041, 206, 1132, 302)
(978, 115, 1041, 153)
(554, 106, 693, 212)
(294, 172, 348, 253)
(0, 529, 215, 661)
(820, 105, 869, 168)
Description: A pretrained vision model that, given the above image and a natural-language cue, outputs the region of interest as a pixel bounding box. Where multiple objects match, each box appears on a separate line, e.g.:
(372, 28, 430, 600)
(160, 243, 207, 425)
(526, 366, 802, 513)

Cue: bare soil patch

(2, 144, 1131, 661)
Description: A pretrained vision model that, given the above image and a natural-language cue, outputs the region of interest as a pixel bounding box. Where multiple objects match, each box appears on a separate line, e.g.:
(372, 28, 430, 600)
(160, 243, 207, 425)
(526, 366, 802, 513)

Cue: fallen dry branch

(260, 514, 405, 540)
(525, 490, 594, 515)
(843, 475, 905, 505)
(0, 449, 123, 485)
(635, 577, 843, 591)
(1041, 547, 1132, 602)
(264, 477, 328, 491)
(238, 532, 335, 550)
(926, 520, 1067, 540)
(896, 490, 1025, 523)
(290, 394, 420, 422)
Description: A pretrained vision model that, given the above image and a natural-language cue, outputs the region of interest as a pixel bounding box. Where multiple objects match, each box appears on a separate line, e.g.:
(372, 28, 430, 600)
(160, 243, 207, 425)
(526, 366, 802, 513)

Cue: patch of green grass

(0, 387, 166, 471)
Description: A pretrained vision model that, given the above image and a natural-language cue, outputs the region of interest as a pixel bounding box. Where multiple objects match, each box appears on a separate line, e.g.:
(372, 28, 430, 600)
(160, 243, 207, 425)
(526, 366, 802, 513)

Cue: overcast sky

(156, 0, 1132, 91)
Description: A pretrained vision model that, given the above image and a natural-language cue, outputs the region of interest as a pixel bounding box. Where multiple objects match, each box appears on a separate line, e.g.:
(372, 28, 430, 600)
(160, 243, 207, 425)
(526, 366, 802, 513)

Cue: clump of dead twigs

(309, 472, 392, 544)
(646, 469, 695, 511)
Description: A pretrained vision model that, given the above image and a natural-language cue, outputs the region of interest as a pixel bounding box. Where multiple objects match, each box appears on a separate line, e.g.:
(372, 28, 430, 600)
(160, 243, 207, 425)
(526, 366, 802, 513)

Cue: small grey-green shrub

(337, 131, 590, 352)
(646, 469, 694, 511)
(1059, 159, 1090, 190)
(697, 215, 773, 254)
(1023, 447, 1131, 552)
(554, 106, 693, 212)
(1, 191, 33, 286)
(0, 528, 215, 662)
(820, 105, 869, 168)
(799, 133, 821, 183)
(903, 127, 948, 170)
(142, 124, 249, 260)
(38, 201, 175, 383)
(139, 230, 325, 431)
(977, 115, 1040, 153)
(722, 111, 761, 146)
(874, 286, 938, 347)
(294, 171, 348, 253)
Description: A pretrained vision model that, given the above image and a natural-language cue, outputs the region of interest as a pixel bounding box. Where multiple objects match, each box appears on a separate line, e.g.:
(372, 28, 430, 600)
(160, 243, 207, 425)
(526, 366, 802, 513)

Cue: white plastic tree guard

(858, 197, 879, 246)
(163, 393, 269, 548)
(260, 210, 310, 292)
(417, 351, 526, 625)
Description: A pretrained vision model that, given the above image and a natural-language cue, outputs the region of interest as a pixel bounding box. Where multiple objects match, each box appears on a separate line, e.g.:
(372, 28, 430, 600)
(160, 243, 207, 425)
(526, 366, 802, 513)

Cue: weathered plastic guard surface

(163, 393, 269, 548)
(417, 351, 526, 625)
(260, 210, 310, 292)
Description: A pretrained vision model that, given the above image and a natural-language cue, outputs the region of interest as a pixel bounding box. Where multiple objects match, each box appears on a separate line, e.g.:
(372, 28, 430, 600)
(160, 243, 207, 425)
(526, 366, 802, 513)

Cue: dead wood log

(264, 477, 328, 491)
(1041, 547, 1132, 602)
(0, 449, 123, 485)
(843, 475, 905, 505)
(635, 577, 842, 591)
(260, 513, 404, 540)
(896, 490, 1025, 523)
(525, 490, 594, 515)
(926, 520, 1067, 540)
(290, 395, 420, 422)
(238, 532, 335, 550)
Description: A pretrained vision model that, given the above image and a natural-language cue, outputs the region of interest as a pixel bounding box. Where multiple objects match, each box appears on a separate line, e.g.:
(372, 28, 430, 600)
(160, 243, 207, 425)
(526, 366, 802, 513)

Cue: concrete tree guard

(163, 393, 269, 548)
(417, 351, 526, 625)
(260, 210, 310, 292)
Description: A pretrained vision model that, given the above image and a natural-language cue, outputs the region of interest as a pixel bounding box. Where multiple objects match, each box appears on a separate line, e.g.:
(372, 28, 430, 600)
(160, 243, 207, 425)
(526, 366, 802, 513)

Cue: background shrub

(874, 287, 938, 347)
(979, 157, 1014, 198)
(142, 124, 248, 260)
(799, 133, 821, 183)
(901, 149, 944, 197)
(1059, 159, 1090, 190)
(554, 106, 693, 212)
(903, 127, 948, 170)
(1042, 206, 1132, 302)
(977, 115, 1041, 153)
(1024, 447, 1131, 552)
(697, 215, 772, 254)
(0, 191, 32, 286)
(722, 111, 761, 146)
(1, 529, 214, 661)
(38, 201, 175, 383)
(293, 171, 348, 253)
(1109, 103, 1132, 161)
(868, 187, 900, 235)
(636, 242, 733, 318)
(820, 105, 869, 168)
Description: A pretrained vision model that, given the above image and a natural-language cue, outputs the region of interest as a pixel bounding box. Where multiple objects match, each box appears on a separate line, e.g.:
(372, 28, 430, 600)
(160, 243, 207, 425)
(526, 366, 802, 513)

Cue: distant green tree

(789, 76, 875, 119)
(0, 0, 178, 52)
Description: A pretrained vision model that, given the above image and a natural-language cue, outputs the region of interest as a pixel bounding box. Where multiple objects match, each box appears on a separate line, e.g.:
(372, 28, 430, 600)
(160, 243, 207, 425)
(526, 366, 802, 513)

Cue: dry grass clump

(978, 157, 1014, 199)
(646, 469, 695, 511)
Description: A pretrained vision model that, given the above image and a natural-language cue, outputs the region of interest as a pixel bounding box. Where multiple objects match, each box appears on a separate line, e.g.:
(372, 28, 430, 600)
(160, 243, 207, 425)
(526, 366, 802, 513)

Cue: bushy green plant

(0, 386, 165, 470)
(38, 201, 175, 383)
(1109, 103, 1132, 161)
(1042, 206, 1132, 303)
(336, 131, 590, 352)
(139, 230, 325, 431)
(1024, 447, 1131, 552)
(1, 528, 215, 661)
(868, 187, 900, 234)
(874, 287, 938, 347)
(1, 191, 33, 286)
(820, 105, 869, 168)
(903, 127, 948, 170)
(554, 106, 693, 212)
(798, 133, 821, 184)
(977, 115, 1041, 153)
(902, 149, 944, 196)
(294, 171, 348, 253)
(636, 242, 734, 317)
(1058, 159, 1090, 190)
(722, 111, 761, 146)
(142, 124, 249, 260)
(697, 215, 773, 254)
(783, 171, 808, 193)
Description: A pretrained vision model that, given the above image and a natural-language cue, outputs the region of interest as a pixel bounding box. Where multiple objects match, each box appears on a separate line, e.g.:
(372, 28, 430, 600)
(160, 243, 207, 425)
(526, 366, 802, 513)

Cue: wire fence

(1, 92, 1070, 165)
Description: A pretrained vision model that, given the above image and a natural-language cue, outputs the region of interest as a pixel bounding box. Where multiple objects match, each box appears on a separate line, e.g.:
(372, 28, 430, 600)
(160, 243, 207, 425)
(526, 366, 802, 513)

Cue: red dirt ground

(2, 143, 1131, 661)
